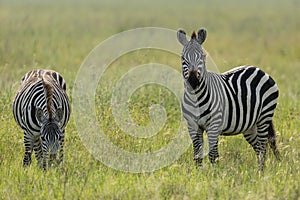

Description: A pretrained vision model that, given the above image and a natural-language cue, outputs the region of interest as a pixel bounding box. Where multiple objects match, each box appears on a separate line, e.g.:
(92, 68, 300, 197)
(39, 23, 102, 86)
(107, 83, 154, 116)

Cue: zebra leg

(33, 137, 43, 167)
(243, 126, 258, 152)
(41, 150, 48, 170)
(23, 133, 33, 167)
(207, 130, 220, 165)
(256, 123, 269, 171)
(188, 125, 204, 166)
(267, 121, 280, 160)
(40, 141, 49, 170)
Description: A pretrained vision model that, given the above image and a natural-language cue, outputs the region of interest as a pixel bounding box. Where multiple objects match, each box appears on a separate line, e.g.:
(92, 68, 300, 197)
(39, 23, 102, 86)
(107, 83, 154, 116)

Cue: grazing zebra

(13, 69, 70, 169)
(177, 28, 280, 170)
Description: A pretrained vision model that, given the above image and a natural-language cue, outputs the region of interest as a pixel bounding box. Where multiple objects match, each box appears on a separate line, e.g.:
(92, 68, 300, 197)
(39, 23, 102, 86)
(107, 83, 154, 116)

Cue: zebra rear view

(177, 28, 280, 171)
(13, 70, 71, 169)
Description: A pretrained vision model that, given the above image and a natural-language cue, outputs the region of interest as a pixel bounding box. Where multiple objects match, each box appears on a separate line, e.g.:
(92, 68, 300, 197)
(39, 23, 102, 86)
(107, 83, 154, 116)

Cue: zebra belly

(220, 132, 241, 136)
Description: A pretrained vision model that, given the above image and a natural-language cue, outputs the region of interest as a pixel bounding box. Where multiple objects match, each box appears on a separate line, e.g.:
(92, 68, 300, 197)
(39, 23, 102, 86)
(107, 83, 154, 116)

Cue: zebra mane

(41, 78, 54, 120)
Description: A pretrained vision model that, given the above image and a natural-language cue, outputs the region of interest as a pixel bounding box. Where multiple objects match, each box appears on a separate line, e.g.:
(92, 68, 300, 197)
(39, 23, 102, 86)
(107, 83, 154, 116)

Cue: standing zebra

(177, 28, 280, 170)
(13, 69, 70, 169)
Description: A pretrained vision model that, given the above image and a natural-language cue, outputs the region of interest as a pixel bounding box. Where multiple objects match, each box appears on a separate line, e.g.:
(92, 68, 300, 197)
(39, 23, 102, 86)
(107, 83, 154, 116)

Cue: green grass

(1, 0, 300, 199)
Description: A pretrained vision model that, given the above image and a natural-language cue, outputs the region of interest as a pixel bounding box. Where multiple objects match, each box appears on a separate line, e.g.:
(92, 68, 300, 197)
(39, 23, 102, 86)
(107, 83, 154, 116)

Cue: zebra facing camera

(179, 28, 280, 171)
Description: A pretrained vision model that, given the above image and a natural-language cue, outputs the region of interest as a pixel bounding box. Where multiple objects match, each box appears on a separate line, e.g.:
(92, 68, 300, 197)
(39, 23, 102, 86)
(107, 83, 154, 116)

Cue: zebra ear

(36, 107, 46, 125)
(177, 29, 188, 46)
(197, 28, 207, 44)
(55, 107, 63, 122)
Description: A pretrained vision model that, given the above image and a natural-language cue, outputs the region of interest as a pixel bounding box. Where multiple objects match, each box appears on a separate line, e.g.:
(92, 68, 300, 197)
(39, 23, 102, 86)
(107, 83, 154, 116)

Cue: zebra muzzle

(188, 70, 200, 78)
(50, 154, 56, 160)
(187, 71, 200, 89)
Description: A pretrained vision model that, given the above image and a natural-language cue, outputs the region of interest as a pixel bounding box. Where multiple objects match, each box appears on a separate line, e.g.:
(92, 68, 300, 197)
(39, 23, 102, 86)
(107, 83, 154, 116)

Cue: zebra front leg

(188, 125, 204, 166)
(33, 137, 43, 167)
(41, 151, 48, 170)
(207, 130, 220, 165)
(41, 140, 49, 170)
(23, 134, 33, 167)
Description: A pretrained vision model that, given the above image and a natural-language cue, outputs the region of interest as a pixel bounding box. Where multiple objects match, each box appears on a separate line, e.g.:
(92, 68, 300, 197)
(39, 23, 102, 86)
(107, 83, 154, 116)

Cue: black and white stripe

(13, 69, 70, 169)
(177, 29, 280, 170)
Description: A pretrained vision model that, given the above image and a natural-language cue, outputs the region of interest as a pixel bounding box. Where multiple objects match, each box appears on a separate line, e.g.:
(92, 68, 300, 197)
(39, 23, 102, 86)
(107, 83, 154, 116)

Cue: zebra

(13, 69, 70, 169)
(177, 28, 280, 170)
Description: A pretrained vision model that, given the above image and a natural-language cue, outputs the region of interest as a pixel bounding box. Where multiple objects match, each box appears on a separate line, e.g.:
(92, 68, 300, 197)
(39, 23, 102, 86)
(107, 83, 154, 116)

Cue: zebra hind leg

(243, 125, 258, 156)
(255, 124, 270, 172)
(267, 121, 280, 160)
(243, 126, 268, 170)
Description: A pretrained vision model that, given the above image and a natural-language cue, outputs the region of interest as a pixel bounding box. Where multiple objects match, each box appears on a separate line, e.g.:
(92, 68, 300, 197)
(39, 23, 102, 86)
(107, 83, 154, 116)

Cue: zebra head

(177, 28, 207, 89)
(36, 107, 64, 157)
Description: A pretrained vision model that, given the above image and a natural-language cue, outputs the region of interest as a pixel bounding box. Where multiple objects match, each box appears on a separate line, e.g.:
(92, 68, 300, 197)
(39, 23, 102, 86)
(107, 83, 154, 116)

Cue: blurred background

(1, 0, 299, 90)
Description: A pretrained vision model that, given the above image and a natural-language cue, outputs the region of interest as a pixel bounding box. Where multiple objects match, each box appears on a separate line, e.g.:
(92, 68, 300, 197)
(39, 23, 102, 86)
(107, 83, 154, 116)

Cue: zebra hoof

(23, 161, 32, 167)
(194, 158, 203, 167)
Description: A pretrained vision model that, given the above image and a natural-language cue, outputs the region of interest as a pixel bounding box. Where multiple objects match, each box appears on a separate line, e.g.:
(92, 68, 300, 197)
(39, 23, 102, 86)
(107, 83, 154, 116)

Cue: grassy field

(0, 0, 300, 199)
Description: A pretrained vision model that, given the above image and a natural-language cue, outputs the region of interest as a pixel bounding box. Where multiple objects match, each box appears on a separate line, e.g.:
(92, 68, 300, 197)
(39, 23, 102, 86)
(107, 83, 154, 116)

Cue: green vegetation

(0, 0, 299, 199)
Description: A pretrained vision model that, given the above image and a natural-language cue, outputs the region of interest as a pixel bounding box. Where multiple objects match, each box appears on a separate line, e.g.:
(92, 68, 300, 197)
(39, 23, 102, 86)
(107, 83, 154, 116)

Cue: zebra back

(13, 69, 70, 134)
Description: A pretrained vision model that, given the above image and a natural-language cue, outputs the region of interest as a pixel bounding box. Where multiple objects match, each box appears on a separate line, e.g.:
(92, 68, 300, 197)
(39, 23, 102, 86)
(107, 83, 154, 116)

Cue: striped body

(13, 69, 70, 169)
(178, 29, 280, 170)
(183, 66, 278, 135)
